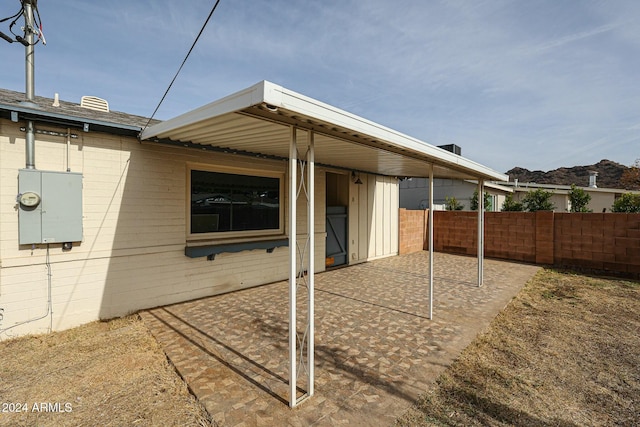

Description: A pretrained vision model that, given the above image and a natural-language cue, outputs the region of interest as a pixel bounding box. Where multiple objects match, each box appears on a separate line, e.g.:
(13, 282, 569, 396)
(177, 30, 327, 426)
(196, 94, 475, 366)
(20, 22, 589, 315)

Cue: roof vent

(80, 96, 109, 112)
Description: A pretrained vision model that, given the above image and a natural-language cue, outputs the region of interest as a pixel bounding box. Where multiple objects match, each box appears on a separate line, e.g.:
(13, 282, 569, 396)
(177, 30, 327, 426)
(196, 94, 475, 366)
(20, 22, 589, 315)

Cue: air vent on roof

(80, 96, 109, 112)
(438, 144, 461, 155)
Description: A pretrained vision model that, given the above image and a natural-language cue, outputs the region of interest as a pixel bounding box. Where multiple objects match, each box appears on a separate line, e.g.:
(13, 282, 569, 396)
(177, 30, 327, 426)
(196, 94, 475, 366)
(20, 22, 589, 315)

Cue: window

(189, 167, 282, 237)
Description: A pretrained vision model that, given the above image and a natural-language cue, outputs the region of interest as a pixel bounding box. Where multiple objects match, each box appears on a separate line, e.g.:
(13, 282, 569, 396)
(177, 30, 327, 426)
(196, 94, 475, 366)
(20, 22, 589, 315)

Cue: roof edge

(141, 80, 508, 182)
(0, 102, 143, 135)
(141, 81, 271, 140)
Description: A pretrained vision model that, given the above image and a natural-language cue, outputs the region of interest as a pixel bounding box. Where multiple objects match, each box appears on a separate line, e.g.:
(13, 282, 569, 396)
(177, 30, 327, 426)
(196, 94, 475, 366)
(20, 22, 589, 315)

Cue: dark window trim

(187, 163, 285, 241)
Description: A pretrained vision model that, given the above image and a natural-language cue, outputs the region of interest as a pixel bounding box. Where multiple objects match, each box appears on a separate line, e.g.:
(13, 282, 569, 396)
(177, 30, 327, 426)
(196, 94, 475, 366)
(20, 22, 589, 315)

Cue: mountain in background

(505, 159, 628, 188)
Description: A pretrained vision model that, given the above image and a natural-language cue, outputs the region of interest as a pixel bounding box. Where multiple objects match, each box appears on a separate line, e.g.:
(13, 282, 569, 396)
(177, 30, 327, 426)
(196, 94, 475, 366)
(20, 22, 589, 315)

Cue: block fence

(398, 209, 640, 279)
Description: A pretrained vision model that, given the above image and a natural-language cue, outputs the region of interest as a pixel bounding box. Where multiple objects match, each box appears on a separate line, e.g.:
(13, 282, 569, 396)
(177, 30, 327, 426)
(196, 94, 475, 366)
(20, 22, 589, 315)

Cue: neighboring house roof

(463, 180, 514, 193)
(0, 88, 159, 136)
(141, 81, 508, 181)
(495, 181, 640, 195)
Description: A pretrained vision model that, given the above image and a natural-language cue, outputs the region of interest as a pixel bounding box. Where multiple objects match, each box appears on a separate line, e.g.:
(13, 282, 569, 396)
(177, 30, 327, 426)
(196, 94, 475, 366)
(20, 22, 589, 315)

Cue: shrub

(523, 189, 555, 212)
(502, 193, 524, 211)
(611, 193, 640, 213)
(471, 190, 493, 211)
(445, 196, 464, 211)
(569, 184, 592, 212)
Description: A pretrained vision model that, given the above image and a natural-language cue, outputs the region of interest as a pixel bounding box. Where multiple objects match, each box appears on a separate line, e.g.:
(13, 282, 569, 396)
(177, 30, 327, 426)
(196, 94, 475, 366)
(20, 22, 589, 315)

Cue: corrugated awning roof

(141, 81, 508, 180)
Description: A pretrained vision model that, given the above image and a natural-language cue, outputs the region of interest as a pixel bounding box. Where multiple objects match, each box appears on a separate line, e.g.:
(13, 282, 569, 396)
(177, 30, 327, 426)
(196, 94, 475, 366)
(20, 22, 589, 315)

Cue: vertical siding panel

(358, 174, 369, 261)
(375, 176, 384, 257)
(390, 177, 399, 254)
(383, 178, 392, 255)
(348, 180, 359, 263)
(367, 174, 377, 259)
(315, 170, 326, 272)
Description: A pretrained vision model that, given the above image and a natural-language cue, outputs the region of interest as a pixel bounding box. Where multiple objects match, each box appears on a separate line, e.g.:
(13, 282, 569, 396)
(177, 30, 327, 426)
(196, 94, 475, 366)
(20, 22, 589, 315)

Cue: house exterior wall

(400, 178, 472, 210)
(399, 178, 504, 211)
(512, 190, 569, 212)
(355, 174, 399, 262)
(323, 170, 399, 266)
(0, 118, 398, 338)
(1, 119, 396, 338)
(588, 191, 617, 213)
(506, 185, 636, 213)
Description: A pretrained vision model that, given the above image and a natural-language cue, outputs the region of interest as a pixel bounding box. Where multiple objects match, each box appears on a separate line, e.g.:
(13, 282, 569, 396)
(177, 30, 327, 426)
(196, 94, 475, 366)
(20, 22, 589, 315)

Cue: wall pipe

(66, 128, 71, 172)
(24, 0, 36, 169)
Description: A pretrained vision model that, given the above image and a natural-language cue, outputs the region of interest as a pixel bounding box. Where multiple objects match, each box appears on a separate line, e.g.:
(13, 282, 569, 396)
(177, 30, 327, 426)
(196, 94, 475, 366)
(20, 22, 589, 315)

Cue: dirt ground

(1, 269, 638, 427)
(396, 269, 640, 426)
(0, 316, 213, 427)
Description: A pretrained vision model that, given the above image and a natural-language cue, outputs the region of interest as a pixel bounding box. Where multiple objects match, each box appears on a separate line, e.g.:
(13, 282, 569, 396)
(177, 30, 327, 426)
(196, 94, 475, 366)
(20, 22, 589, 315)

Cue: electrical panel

(18, 169, 83, 245)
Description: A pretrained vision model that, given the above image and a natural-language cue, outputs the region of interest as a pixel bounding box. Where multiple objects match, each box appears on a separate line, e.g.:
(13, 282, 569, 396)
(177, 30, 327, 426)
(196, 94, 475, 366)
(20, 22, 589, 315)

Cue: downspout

(23, 0, 37, 169)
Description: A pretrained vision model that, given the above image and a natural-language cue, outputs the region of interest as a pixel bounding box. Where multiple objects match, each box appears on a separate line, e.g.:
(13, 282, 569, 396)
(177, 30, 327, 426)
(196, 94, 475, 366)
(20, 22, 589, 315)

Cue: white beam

(428, 164, 434, 319)
(307, 131, 315, 397)
(289, 126, 297, 407)
(478, 179, 484, 287)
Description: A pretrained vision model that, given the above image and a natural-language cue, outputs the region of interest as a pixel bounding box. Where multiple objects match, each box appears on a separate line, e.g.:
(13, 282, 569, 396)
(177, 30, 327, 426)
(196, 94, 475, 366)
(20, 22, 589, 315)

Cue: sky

(1, 0, 639, 174)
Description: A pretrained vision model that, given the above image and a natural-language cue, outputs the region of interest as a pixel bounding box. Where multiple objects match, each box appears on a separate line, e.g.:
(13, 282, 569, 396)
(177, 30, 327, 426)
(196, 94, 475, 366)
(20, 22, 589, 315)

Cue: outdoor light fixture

(351, 171, 363, 185)
(264, 103, 278, 112)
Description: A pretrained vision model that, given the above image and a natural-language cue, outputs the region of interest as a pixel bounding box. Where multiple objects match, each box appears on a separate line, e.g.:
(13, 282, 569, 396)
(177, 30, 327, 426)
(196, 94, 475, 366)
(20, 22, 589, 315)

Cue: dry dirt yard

(0, 268, 638, 427)
(396, 269, 640, 426)
(0, 316, 213, 427)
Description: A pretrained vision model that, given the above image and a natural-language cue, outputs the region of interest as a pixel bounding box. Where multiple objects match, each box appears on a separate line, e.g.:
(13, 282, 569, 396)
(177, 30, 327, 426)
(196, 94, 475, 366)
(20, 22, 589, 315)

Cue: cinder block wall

(554, 213, 640, 276)
(399, 210, 640, 278)
(432, 211, 477, 256)
(398, 209, 427, 254)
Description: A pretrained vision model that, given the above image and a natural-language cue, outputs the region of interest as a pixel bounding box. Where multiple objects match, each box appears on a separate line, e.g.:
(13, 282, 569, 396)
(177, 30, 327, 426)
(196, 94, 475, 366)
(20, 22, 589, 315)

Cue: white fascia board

(142, 80, 507, 181)
(264, 82, 507, 182)
(140, 81, 271, 140)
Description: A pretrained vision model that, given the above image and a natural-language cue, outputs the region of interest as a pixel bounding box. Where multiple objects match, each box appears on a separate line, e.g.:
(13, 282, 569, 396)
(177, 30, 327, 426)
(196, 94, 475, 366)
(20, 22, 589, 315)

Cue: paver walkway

(141, 251, 539, 426)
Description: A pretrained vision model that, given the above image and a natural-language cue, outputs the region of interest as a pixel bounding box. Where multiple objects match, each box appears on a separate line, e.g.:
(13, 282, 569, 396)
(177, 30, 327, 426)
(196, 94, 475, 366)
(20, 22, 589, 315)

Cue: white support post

(288, 127, 297, 407)
(477, 179, 484, 287)
(307, 131, 315, 397)
(428, 164, 434, 319)
(288, 127, 314, 407)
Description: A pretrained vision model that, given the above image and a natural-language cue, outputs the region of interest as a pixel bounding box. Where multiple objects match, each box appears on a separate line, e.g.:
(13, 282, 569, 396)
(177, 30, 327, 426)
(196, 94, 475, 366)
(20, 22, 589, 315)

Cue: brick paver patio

(141, 251, 539, 426)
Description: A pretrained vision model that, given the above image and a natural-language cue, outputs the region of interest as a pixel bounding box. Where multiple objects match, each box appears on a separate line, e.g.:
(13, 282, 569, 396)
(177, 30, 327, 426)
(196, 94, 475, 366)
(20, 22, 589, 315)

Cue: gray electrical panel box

(18, 169, 83, 245)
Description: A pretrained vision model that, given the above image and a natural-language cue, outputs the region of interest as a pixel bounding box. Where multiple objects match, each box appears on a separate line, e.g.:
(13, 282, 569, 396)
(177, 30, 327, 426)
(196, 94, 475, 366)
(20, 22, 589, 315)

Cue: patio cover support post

(428, 164, 434, 319)
(307, 131, 315, 397)
(288, 126, 314, 407)
(289, 126, 297, 407)
(477, 179, 484, 287)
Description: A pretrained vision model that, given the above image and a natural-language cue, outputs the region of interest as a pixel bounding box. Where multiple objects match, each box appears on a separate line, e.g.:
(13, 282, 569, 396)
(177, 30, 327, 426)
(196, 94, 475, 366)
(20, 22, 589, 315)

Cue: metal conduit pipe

(24, 0, 37, 169)
(25, 121, 35, 169)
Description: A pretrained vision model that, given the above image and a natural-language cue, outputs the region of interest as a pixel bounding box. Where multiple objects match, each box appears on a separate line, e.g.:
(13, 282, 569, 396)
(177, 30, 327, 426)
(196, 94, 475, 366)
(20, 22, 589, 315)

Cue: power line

(143, 0, 222, 132)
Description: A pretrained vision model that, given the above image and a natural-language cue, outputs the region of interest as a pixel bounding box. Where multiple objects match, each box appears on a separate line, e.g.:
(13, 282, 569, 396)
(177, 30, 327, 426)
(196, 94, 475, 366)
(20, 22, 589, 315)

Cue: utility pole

(22, 0, 38, 168)
(24, 0, 36, 103)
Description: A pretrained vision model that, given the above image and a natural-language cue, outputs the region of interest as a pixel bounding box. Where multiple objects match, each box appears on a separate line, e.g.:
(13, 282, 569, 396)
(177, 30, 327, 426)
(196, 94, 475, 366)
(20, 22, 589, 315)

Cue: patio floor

(140, 251, 539, 426)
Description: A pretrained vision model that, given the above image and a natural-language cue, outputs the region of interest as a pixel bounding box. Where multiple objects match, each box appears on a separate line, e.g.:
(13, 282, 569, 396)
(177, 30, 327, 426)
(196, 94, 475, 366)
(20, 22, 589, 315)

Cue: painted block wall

(1, 118, 400, 338)
(0, 119, 332, 337)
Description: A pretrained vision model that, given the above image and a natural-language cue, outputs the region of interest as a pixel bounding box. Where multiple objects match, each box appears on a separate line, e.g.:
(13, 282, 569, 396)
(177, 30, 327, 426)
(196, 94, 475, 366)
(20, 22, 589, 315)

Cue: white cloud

(2, 0, 638, 171)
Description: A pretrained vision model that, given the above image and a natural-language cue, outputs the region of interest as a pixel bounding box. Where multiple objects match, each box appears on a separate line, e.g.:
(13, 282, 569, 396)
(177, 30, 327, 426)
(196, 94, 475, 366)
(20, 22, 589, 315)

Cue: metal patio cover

(139, 80, 504, 408)
(140, 81, 507, 182)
